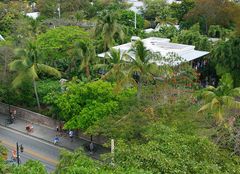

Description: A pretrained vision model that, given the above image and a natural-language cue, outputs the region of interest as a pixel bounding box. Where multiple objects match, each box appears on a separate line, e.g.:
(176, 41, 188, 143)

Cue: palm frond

(9, 59, 27, 72)
(211, 98, 220, 110)
(37, 64, 61, 78)
(201, 91, 217, 102)
(198, 103, 211, 113)
(12, 72, 30, 88)
(222, 96, 240, 109)
(205, 85, 216, 91)
(229, 87, 240, 97)
(215, 109, 224, 124)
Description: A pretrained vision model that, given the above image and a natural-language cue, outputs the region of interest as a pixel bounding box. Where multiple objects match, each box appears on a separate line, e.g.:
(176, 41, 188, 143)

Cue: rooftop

(26, 12, 40, 20)
(98, 37, 209, 66)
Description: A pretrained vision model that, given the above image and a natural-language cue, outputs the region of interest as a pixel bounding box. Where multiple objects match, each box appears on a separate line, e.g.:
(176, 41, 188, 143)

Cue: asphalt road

(0, 125, 60, 173)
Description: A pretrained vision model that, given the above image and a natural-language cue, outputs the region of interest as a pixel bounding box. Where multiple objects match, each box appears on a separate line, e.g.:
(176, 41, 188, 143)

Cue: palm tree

(9, 42, 61, 110)
(74, 41, 96, 79)
(98, 49, 131, 91)
(126, 40, 165, 100)
(94, 11, 124, 51)
(198, 73, 240, 125)
(96, 48, 125, 75)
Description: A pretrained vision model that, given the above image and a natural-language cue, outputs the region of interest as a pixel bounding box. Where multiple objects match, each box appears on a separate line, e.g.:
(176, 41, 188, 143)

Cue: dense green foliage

(36, 26, 91, 73)
(44, 80, 136, 130)
(172, 24, 211, 51)
(198, 73, 240, 124)
(1, 0, 240, 173)
(212, 37, 240, 86)
(55, 149, 150, 174)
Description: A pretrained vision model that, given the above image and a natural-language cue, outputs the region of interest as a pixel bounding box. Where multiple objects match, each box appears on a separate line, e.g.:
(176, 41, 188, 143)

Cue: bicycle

(4, 118, 13, 126)
(11, 155, 21, 164)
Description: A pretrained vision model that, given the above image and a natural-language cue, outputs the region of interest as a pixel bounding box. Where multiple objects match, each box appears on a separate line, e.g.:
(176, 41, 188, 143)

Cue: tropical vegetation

(1, 0, 240, 173)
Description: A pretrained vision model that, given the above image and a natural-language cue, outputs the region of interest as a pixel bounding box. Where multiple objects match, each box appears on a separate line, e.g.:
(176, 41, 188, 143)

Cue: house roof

(98, 37, 209, 66)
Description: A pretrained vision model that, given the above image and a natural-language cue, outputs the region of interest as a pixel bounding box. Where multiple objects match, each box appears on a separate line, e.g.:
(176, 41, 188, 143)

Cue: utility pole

(58, 3, 61, 19)
(111, 139, 115, 165)
(134, 11, 137, 29)
(16, 142, 24, 165)
(16, 142, 20, 165)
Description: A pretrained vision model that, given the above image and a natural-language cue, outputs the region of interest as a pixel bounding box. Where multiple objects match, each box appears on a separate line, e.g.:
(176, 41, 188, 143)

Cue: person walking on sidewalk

(69, 130, 73, 142)
(53, 135, 60, 145)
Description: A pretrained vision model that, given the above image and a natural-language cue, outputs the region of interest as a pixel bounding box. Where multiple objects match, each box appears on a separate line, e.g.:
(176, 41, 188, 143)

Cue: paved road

(0, 125, 60, 173)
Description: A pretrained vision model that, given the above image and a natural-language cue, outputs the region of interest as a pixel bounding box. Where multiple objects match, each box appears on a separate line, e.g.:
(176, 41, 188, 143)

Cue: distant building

(26, 12, 40, 20)
(98, 37, 209, 66)
(126, 0, 182, 14)
(126, 0, 144, 14)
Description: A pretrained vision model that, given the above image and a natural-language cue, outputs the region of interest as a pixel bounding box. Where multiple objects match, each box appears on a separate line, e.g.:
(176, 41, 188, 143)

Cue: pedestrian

(53, 136, 60, 145)
(11, 149, 17, 161)
(10, 112, 14, 124)
(69, 130, 73, 142)
(56, 125, 59, 132)
(89, 142, 94, 154)
(13, 109, 16, 117)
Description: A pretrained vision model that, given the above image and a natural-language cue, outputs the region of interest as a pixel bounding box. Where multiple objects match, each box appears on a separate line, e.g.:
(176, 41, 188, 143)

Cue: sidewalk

(0, 113, 109, 159)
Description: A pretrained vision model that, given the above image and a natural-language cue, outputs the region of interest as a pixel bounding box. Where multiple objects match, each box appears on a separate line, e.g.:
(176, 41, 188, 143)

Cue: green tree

(185, 0, 236, 33)
(170, 0, 195, 24)
(74, 41, 96, 79)
(98, 49, 129, 91)
(126, 40, 169, 99)
(55, 149, 151, 174)
(36, 0, 57, 18)
(143, 0, 169, 22)
(44, 80, 135, 130)
(0, 42, 14, 82)
(9, 42, 61, 110)
(212, 36, 240, 86)
(172, 24, 211, 51)
(36, 26, 91, 74)
(12, 160, 47, 174)
(113, 123, 240, 174)
(208, 25, 232, 39)
(117, 9, 144, 29)
(95, 11, 124, 51)
(198, 73, 240, 124)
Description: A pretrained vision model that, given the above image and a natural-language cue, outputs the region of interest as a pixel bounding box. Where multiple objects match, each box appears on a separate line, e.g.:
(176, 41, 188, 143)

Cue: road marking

(1, 139, 59, 165)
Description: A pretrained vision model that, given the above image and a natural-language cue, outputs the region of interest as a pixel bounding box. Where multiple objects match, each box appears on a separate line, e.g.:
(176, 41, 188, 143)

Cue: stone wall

(0, 102, 59, 128)
(0, 102, 107, 144)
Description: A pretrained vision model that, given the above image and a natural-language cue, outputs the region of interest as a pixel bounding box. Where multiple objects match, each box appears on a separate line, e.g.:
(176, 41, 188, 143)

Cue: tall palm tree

(97, 48, 125, 75)
(74, 41, 96, 79)
(98, 49, 131, 91)
(126, 40, 165, 100)
(198, 73, 240, 125)
(9, 42, 61, 110)
(94, 11, 124, 51)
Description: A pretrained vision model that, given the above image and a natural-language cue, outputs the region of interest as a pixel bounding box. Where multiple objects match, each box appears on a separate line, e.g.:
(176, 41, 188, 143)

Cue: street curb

(0, 123, 110, 160)
(0, 122, 73, 151)
(1, 113, 106, 147)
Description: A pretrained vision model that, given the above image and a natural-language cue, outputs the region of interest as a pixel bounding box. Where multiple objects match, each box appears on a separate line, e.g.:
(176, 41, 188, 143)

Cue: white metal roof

(98, 37, 209, 66)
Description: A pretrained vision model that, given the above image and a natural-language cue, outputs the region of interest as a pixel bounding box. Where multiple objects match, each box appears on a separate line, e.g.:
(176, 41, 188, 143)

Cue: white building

(98, 37, 209, 66)
(126, 0, 144, 14)
(126, 0, 182, 14)
(26, 12, 40, 20)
